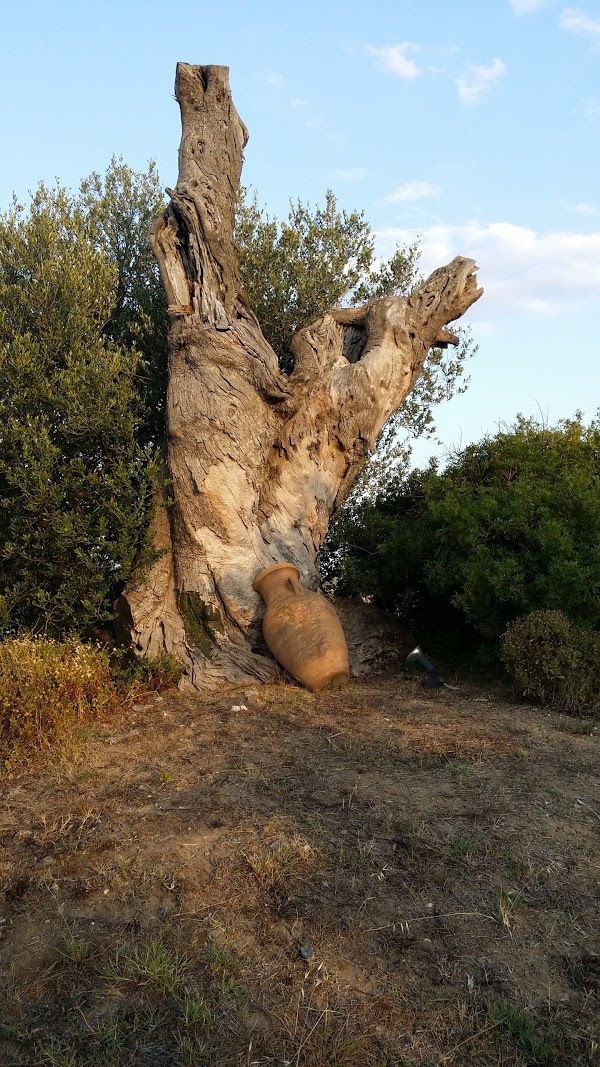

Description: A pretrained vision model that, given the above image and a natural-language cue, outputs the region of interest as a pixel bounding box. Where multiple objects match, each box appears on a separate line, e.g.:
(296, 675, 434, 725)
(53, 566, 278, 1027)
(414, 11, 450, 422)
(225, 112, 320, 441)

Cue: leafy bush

(501, 610, 600, 711)
(0, 636, 122, 765)
(0, 162, 166, 638)
(78, 157, 169, 445)
(330, 416, 600, 664)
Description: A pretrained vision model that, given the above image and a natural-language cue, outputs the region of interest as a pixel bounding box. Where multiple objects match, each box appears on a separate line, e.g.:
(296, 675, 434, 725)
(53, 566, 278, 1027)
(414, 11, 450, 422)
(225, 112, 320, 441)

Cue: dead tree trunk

(118, 63, 482, 689)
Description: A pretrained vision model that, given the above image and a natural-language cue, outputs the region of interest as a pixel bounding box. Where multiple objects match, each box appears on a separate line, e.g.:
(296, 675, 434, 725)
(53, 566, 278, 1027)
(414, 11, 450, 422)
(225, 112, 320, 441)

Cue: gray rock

(299, 940, 315, 961)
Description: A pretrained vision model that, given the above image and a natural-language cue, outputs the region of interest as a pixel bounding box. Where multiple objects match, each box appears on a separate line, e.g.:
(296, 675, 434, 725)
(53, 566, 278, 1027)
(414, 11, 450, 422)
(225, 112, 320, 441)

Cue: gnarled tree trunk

(118, 63, 483, 689)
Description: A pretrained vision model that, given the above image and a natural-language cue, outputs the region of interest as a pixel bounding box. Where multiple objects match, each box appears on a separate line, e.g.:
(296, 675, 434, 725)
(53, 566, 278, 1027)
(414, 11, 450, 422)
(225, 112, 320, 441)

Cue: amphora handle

(286, 573, 304, 597)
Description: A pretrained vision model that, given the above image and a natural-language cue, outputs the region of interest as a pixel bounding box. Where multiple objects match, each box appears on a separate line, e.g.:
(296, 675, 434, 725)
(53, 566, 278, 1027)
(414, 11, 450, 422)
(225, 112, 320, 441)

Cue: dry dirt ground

(0, 676, 599, 1066)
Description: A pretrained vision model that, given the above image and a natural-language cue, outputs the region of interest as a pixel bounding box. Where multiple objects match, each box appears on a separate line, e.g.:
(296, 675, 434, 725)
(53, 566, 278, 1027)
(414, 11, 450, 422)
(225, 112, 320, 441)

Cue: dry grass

(0, 637, 185, 770)
(0, 636, 122, 767)
(0, 675, 599, 1064)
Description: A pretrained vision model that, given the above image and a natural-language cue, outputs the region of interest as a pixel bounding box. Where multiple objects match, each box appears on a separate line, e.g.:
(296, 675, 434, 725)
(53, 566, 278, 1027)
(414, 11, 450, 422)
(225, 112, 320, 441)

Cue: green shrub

(500, 610, 600, 710)
(331, 415, 600, 665)
(0, 636, 122, 765)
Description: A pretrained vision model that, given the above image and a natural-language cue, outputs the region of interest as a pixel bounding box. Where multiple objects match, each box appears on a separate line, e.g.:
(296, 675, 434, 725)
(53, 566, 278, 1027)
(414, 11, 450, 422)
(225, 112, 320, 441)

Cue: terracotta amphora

(253, 562, 350, 692)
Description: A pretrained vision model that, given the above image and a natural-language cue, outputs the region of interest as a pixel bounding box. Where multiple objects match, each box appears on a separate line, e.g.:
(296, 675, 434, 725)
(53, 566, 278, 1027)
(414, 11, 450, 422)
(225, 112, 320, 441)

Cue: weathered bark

(119, 63, 483, 689)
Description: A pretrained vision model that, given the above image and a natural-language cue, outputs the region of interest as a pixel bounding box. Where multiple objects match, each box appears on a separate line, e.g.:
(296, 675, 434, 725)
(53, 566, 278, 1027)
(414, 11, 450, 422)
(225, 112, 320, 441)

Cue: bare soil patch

(1, 676, 598, 1065)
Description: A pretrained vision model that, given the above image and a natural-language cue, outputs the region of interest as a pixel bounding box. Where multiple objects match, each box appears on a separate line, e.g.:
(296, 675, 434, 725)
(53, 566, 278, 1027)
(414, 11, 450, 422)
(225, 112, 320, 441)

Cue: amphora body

(253, 563, 350, 692)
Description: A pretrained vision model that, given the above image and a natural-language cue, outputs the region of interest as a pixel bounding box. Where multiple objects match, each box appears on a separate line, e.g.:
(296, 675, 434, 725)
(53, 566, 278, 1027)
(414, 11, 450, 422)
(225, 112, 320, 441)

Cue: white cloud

(559, 7, 600, 46)
(384, 181, 440, 203)
(375, 220, 600, 317)
(333, 168, 369, 182)
(510, 0, 548, 13)
(289, 97, 308, 110)
(569, 201, 600, 216)
(367, 43, 421, 79)
(456, 58, 506, 104)
(265, 72, 284, 89)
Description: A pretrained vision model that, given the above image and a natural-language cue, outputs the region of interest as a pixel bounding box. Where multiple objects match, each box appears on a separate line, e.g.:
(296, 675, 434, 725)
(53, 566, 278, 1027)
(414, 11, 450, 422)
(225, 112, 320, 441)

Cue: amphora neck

(253, 563, 304, 609)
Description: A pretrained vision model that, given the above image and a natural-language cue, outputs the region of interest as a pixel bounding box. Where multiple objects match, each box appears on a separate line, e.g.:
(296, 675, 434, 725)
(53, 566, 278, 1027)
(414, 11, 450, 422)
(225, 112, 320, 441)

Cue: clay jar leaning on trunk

(253, 563, 350, 692)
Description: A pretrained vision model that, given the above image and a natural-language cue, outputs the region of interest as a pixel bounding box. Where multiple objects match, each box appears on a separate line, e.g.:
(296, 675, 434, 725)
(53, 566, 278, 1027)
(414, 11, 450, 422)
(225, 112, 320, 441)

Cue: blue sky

(2, 0, 599, 465)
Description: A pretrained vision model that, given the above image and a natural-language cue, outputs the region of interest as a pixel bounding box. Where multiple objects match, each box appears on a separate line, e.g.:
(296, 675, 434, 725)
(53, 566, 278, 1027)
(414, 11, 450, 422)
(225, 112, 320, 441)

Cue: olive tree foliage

(234, 189, 417, 364)
(0, 161, 166, 635)
(235, 189, 475, 506)
(79, 158, 169, 443)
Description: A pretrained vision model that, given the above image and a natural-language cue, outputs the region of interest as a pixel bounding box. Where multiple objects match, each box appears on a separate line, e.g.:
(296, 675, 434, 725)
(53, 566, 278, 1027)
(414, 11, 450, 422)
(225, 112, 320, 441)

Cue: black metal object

(405, 645, 444, 688)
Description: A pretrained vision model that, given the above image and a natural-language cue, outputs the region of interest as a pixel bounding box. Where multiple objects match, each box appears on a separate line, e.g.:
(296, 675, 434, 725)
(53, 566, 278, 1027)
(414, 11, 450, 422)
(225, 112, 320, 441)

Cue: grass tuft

(497, 887, 521, 935)
(105, 940, 190, 996)
(181, 988, 215, 1030)
(243, 837, 320, 896)
(0, 635, 121, 766)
